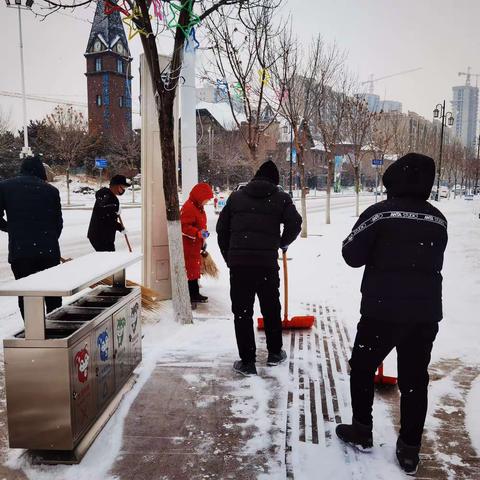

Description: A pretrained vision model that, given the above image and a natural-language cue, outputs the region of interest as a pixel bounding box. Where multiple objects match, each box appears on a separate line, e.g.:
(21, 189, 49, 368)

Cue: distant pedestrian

(180, 183, 214, 306)
(336, 153, 448, 475)
(0, 156, 63, 318)
(216, 160, 302, 376)
(88, 174, 130, 252)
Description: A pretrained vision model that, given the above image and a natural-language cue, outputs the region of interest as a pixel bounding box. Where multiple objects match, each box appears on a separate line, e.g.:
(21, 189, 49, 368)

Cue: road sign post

(95, 158, 108, 187)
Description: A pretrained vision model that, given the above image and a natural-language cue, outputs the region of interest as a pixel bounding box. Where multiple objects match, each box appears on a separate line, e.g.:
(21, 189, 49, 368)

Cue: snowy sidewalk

(108, 304, 480, 480)
(1, 302, 479, 479)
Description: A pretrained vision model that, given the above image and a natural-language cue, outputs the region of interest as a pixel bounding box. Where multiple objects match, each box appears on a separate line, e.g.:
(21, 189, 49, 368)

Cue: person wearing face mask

(180, 182, 214, 306)
(87, 174, 130, 252)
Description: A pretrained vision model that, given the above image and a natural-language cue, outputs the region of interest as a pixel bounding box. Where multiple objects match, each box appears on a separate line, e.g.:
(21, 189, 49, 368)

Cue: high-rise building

(85, 0, 133, 136)
(355, 93, 402, 113)
(451, 84, 478, 151)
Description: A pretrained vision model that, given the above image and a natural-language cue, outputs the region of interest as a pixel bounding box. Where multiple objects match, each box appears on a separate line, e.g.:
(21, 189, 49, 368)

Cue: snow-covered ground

(0, 192, 479, 479)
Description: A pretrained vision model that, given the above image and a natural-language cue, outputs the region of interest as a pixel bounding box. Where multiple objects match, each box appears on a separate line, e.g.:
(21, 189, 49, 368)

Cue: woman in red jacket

(181, 183, 214, 304)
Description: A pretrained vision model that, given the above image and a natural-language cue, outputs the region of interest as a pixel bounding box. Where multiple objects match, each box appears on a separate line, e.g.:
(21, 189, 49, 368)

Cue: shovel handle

(283, 250, 288, 322)
(118, 215, 132, 253)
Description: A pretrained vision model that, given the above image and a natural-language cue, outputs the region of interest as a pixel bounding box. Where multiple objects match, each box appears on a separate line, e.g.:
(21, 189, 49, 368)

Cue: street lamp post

(433, 100, 454, 201)
(5, 0, 34, 158)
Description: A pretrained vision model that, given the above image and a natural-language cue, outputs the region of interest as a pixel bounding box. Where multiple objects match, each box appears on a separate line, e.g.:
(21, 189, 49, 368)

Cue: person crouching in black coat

(335, 153, 448, 475)
(0, 156, 63, 318)
(87, 175, 130, 252)
(216, 160, 302, 376)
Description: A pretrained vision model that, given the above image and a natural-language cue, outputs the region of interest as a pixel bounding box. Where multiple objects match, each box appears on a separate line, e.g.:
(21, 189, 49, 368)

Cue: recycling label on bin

(129, 299, 142, 367)
(71, 336, 95, 439)
(95, 322, 114, 409)
(114, 308, 130, 388)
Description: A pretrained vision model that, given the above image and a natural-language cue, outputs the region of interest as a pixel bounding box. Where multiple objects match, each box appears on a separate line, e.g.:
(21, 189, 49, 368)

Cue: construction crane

(0, 90, 140, 114)
(458, 67, 480, 87)
(361, 67, 423, 94)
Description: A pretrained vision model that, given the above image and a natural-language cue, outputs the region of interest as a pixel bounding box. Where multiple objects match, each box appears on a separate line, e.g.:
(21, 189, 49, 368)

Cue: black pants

(89, 238, 115, 252)
(188, 279, 199, 299)
(349, 317, 439, 446)
(230, 266, 282, 363)
(10, 257, 62, 320)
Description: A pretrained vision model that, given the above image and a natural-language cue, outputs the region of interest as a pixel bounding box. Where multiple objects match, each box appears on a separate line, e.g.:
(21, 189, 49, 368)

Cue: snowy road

(0, 194, 373, 282)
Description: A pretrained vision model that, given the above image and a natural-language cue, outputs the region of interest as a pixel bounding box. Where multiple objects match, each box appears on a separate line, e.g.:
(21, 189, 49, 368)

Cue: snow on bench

(0, 252, 142, 340)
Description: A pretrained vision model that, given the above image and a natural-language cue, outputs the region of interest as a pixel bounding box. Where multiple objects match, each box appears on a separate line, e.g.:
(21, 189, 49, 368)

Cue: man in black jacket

(87, 174, 129, 251)
(0, 156, 63, 318)
(217, 160, 302, 376)
(335, 153, 448, 475)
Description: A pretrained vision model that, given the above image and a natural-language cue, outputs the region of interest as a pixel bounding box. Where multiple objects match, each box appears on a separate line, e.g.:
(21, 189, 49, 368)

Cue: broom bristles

(201, 252, 219, 279)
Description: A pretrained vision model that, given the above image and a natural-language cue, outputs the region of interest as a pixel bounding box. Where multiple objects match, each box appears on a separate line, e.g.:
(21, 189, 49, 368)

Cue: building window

(95, 58, 102, 72)
(119, 96, 124, 108)
(96, 95, 102, 107)
(117, 59, 124, 74)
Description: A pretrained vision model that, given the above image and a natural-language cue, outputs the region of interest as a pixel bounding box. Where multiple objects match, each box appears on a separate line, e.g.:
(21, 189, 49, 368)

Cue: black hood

(253, 160, 280, 185)
(243, 179, 279, 198)
(20, 156, 47, 181)
(383, 153, 435, 201)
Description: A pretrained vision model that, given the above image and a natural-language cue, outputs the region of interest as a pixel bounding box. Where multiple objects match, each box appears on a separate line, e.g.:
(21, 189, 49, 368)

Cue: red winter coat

(181, 183, 213, 280)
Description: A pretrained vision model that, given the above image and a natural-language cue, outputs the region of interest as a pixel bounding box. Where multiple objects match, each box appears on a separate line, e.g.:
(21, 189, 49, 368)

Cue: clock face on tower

(94, 40, 102, 52)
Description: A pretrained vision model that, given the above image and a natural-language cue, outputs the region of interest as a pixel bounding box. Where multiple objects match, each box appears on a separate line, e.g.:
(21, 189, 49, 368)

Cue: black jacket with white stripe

(342, 153, 448, 323)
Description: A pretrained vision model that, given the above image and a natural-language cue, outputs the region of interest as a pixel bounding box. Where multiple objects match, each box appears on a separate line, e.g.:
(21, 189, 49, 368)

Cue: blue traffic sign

(291, 147, 297, 164)
(95, 158, 108, 169)
(372, 158, 384, 166)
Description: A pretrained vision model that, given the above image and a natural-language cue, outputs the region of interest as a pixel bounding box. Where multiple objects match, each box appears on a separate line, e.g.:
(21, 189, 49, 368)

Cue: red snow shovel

(257, 250, 315, 330)
(374, 363, 397, 386)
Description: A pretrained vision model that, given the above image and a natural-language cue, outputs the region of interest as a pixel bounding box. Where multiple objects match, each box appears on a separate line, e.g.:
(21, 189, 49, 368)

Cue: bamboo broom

(200, 250, 219, 279)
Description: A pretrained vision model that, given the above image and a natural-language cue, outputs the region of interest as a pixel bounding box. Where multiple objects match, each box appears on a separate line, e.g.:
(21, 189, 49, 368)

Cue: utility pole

(5, 0, 34, 157)
(180, 31, 198, 202)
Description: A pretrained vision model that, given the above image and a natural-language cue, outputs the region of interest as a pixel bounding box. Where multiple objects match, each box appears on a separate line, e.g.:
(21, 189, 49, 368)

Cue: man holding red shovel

(88, 174, 130, 252)
(336, 153, 448, 475)
(216, 160, 302, 376)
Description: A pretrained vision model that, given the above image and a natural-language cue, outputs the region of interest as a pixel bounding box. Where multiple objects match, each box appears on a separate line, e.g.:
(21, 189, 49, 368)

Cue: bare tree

(108, 131, 141, 203)
(369, 112, 397, 198)
(43, 105, 99, 205)
(315, 56, 350, 225)
(270, 34, 325, 237)
(36, 0, 259, 324)
(198, 129, 251, 188)
(345, 95, 377, 216)
(205, 0, 284, 168)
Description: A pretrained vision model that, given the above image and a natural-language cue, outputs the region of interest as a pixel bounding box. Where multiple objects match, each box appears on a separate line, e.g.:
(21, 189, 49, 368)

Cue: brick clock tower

(85, 0, 133, 136)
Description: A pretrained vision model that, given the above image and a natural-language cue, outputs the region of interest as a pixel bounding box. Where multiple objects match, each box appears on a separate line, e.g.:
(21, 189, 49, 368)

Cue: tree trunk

(326, 155, 333, 224)
(354, 164, 360, 217)
(299, 152, 307, 238)
(158, 93, 193, 325)
(66, 167, 71, 206)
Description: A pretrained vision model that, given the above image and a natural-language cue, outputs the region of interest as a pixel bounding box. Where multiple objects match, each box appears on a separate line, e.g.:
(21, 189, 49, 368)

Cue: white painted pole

(17, 6, 31, 158)
(180, 34, 198, 202)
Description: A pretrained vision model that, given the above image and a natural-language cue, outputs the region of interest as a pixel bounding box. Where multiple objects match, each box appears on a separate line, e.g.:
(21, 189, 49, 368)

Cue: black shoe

(267, 349, 287, 366)
(336, 418, 373, 451)
(233, 360, 257, 376)
(396, 437, 420, 475)
(190, 295, 208, 304)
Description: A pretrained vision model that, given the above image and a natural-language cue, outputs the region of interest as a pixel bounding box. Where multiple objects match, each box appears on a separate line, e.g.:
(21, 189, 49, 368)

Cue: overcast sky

(1, 0, 479, 131)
